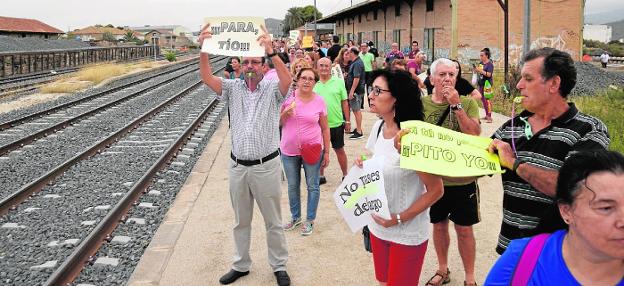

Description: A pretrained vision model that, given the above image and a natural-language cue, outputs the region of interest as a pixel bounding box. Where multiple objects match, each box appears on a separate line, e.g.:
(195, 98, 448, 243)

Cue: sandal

(425, 268, 450, 286)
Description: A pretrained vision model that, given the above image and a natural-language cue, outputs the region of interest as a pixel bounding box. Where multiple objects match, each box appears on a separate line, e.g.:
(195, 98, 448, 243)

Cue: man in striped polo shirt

(488, 47, 610, 254)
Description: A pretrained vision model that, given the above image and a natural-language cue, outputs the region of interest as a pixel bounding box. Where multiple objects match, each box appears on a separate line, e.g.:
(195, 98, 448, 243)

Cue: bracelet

(266, 51, 278, 58)
(396, 213, 402, 225)
(512, 158, 526, 173)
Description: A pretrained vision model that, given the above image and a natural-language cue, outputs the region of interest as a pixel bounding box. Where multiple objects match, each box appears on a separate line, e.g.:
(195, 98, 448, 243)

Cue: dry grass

(75, 63, 127, 84)
(39, 81, 92, 94)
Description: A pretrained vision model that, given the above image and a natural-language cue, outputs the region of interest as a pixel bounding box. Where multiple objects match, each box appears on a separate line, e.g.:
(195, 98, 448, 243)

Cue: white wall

(584, 24, 612, 43)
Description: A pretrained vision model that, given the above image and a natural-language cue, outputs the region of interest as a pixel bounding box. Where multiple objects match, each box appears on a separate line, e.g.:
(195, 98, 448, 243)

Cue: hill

(607, 19, 624, 41)
(585, 8, 624, 24)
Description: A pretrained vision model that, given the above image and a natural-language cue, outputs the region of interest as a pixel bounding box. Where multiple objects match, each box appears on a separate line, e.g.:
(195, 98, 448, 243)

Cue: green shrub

(164, 50, 177, 62)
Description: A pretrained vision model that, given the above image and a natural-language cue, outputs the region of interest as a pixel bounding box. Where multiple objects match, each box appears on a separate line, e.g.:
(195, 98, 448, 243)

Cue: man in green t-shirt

(313, 58, 350, 184)
(422, 58, 481, 286)
(359, 42, 375, 109)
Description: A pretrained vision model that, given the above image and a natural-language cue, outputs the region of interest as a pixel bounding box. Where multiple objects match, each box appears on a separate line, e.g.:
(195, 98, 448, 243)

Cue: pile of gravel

(571, 62, 624, 96)
(0, 36, 92, 53)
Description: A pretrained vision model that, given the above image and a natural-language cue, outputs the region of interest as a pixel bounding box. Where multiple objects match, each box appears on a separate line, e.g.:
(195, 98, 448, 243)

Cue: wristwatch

(512, 158, 526, 173)
(266, 51, 278, 58)
(450, 103, 463, 111)
(396, 214, 402, 225)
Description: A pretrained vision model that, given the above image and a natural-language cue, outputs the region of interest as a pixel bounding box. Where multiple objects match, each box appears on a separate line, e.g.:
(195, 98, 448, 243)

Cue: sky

(2, 0, 622, 32)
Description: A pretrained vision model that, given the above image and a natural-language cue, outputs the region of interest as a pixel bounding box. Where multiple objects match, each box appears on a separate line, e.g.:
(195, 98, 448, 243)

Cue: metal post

(523, 0, 531, 57)
(314, 0, 317, 40)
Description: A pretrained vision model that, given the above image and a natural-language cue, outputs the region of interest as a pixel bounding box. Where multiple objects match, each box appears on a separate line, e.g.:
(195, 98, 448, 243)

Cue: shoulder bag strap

(436, 107, 451, 126)
(511, 233, 551, 286)
(376, 120, 385, 139)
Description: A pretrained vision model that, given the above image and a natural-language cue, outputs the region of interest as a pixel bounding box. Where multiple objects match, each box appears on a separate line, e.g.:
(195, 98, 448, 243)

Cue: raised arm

(258, 25, 292, 96)
(199, 24, 223, 95)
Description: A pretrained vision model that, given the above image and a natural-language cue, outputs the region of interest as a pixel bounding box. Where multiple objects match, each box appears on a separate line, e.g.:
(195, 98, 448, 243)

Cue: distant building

(295, 23, 336, 42)
(265, 18, 284, 38)
(72, 26, 131, 42)
(318, 0, 584, 64)
(130, 25, 191, 38)
(0, 16, 63, 39)
(583, 24, 612, 43)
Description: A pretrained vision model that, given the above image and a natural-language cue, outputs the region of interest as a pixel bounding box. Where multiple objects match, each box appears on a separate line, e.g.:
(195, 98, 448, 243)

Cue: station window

(358, 32, 364, 43)
(393, 29, 401, 45)
(359, 14, 362, 23)
(347, 18, 351, 25)
(373, 10, 378, 20)
(337, 20, 341, 27)
(426, 0, 434, 12)
(395, 3, 401, 16)
(373, 31, 380, 46)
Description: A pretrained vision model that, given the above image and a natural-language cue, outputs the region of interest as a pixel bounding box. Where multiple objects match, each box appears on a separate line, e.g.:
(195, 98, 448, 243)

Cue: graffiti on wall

(509, 31, 579, 64)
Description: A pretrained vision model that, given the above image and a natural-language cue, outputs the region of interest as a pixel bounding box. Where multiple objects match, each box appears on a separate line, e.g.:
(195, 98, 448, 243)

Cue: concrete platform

(127, 107, 510, 286)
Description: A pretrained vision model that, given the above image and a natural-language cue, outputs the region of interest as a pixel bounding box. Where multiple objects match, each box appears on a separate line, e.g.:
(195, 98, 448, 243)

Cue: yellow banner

(399, 120, 503, 177)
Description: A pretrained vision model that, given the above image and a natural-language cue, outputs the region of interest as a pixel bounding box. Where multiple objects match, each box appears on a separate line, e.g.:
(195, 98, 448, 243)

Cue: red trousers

(371, 233, 428, 286)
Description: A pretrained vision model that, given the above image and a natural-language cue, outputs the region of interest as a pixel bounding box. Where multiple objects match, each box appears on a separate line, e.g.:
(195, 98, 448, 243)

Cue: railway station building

(317, 0, 584, 65)
(0, 16, 63, 39)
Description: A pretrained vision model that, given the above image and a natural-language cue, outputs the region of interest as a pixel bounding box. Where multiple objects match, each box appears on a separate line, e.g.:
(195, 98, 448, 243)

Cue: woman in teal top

(485, 150, 624, 286)
(224, 57, 244, 80)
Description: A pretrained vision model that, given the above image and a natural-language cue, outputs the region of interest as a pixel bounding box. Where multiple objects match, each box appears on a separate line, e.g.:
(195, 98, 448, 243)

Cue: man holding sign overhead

(199, 18, 292, 286)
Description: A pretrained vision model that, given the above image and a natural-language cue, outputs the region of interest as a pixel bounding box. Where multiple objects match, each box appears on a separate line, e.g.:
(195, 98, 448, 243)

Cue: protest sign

(333, 156, 391, 232)
(399, 120, 503, 177)
(288, 30, 300, 46)
(302, 36, 314, 48)
(201, 16, 266, 57)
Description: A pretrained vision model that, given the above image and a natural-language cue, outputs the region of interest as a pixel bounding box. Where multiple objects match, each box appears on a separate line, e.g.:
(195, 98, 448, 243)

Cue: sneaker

(301, 221, 314, 236)
(319, 176, 327, 185)
(349, 131, 364, 140)
(283, 217, 301, 231)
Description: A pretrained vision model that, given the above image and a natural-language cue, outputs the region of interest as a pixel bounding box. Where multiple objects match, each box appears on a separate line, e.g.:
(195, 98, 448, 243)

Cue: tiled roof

(73, 26, 129, 36)
(0, 16, 63, 34)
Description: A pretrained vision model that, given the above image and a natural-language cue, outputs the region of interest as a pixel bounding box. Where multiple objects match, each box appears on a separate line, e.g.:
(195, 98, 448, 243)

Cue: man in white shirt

(600, 51, 610, 68)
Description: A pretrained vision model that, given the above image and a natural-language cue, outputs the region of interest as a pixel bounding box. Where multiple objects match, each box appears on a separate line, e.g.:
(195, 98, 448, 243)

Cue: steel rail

(0, 56, 204, 131)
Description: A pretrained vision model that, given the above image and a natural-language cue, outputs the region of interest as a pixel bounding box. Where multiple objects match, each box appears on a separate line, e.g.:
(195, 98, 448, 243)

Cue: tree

(102, 32, 117, 43)
(283, 5, 322, 35)
(123, 31, 137, 42)
(105, 24, 114, 28)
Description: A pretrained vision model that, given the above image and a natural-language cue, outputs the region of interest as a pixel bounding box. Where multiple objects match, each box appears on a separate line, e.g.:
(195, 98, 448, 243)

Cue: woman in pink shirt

(280, 68, 330, 236)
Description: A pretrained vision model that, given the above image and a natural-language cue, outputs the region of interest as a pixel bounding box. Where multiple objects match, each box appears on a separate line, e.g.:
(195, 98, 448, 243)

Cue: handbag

(293, 90, 323, 165)
(361, 120, 386, 253)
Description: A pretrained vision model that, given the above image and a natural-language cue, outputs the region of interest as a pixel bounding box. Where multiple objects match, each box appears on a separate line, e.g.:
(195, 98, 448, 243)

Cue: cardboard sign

(288, 30, 300, 46)
(302, 36, 314, 48)
(399, 120, 504, 177)
(333, 156, 391, 232)
(201, 16, 266, 57)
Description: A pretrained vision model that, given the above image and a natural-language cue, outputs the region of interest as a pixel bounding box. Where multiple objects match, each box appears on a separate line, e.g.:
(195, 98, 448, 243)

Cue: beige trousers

(228, 156, 288, 272)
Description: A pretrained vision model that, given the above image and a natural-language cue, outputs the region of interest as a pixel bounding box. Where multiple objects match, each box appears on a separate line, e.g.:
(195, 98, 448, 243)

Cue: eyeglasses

(298, 77, 316, 82)
(371, 86, 390, 96)
(241, 60, 262, 66)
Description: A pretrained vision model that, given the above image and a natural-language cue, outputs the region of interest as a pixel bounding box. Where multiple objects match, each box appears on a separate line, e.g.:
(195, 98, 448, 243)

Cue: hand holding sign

(202, 17, 266, 57)
(399, 120, 503, 177)
(256, 24, 274, 55)
(334, 156, 390, 232)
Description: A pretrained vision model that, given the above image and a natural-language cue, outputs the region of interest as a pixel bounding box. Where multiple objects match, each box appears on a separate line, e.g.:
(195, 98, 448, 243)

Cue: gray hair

(430, 58, 455, 76)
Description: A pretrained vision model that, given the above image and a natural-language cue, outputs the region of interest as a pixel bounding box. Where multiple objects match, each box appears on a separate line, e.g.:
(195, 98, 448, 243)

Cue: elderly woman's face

(296, 70, 316, 93)
(560, 171, 624, 260)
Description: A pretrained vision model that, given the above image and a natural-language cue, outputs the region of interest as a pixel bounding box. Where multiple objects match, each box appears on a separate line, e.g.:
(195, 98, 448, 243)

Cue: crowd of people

(198, 24, 620, 286)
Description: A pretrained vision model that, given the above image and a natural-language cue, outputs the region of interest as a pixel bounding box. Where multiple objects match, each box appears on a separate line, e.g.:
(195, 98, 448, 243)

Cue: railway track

(0, 55, 227, 285)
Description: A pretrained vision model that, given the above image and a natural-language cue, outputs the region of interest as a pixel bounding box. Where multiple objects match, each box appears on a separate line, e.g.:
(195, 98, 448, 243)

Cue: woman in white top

(355, 69, 444, 285)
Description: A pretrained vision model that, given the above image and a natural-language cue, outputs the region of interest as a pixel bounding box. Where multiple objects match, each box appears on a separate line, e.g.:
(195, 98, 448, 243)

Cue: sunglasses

(371, 86, 390, 96)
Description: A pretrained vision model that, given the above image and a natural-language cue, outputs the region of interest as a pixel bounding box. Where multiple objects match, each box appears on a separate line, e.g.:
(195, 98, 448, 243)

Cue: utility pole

(314, 0, 317, 40)
(523, 0, 531, 57)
